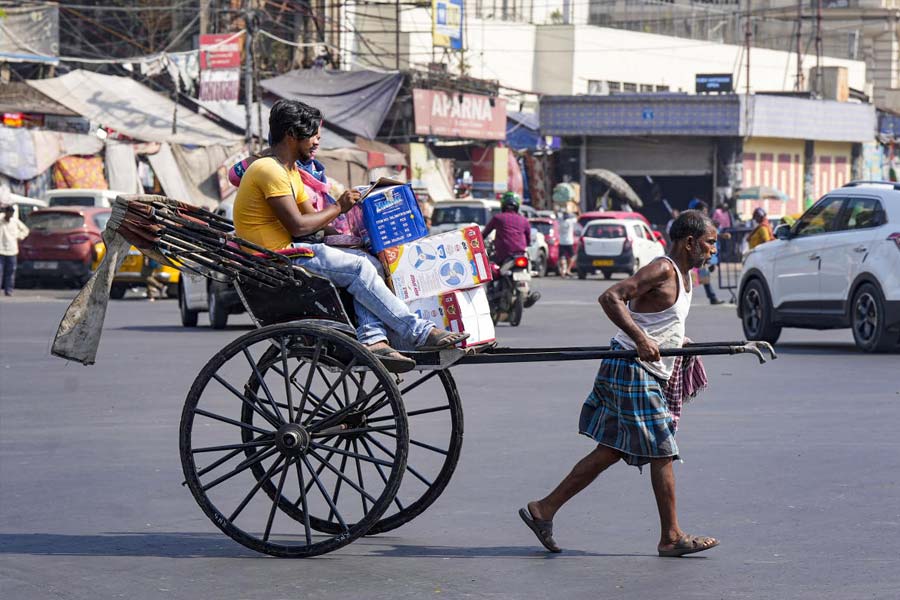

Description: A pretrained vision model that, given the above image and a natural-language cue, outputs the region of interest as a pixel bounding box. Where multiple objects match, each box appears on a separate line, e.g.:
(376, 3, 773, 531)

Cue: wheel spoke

(296, 339, 323, 419)
(229, 454, 286, 522)
(267, 363, 338, 417)
(307, 448, 379, 505)
(375, 430, 449, 456)
(309, 441, 395, 467)
(311, 424, 398, 437)
(300, 454, 349, 532)
(201, 446, 281, 492)
(325, 439, 351, 523)
(351, 438, 369, 514)
(279, 337, 296, 423)
(359, 435, 404, 512)
(263, 456, 293, 541)
(241, 347, 283, 425)
(211, 373, 282, 428)
(399, 370, 441, 395)
(363, 433, 434, 487)
(308, 375, 386, 433)
(293, 460, 313, 546)
(193, 407, 273, 436)
(195, 433, 270, 478)
(192, 439, 274, 454)
(304, 359, 359, 426)
(369, 404, 450, 424)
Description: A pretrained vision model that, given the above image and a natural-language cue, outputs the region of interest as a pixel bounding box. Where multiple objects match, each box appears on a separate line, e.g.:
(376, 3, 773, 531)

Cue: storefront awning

(260, 69, 403, 140)
(27, 70, 242, 146)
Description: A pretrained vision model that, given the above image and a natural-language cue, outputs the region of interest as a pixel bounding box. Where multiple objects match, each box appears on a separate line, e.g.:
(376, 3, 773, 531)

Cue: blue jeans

(294, 245, 435, 347)
(0, 254, 16, 295)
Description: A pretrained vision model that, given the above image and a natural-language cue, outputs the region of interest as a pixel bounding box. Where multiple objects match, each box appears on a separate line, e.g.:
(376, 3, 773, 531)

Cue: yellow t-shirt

(233, 157, 309, 250)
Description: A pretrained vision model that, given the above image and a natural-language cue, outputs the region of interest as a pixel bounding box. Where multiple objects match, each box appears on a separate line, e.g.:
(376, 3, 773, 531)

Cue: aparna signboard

(432, 0, 463, 50)
(412, 89, 507, 140)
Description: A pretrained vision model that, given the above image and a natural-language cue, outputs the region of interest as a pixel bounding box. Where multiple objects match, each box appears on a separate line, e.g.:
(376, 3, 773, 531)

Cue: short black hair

(669, 209, 714, 242)
(269, 99, 322, 144)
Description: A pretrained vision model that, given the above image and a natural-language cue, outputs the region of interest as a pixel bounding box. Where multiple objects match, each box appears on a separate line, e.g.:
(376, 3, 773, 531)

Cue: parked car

(17, 207, 110, 287)
(430, 199, 549, 276)
(530, 217, 560, 274)
(575, 218, 665, 280)
(577, 211, 667, 248)
(738, 181, 900, 352)
(45, 189, 122, 208)
(110, 246, 181, 299)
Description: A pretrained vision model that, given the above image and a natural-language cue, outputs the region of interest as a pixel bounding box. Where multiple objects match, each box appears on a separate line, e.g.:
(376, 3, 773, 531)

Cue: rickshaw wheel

(180, 322, 407, 558)
(245, 357, 463, 536)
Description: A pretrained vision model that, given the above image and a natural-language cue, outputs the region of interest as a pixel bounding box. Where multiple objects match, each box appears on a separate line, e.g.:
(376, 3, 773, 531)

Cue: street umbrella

(583, 168, 644, 208)
(736, 186, 789, 202)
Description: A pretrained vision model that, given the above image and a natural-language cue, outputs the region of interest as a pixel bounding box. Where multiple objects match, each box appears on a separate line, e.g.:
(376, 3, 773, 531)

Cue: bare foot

(527, 500, 551, 521)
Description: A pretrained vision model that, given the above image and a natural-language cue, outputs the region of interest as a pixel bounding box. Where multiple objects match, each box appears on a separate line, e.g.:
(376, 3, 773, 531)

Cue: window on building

(656, 84, 670, 92)
(623, 82, 637, 93)
(587, 80, 608, 95)
(607, 81, 622, 92)
(640, 84, 654, 92)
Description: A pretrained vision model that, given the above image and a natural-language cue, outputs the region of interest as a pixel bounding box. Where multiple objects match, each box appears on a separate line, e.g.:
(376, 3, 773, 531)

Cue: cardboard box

(350, 178, 429, 252)
(406, 285, 495, 348)
(379, 225, 492, 302)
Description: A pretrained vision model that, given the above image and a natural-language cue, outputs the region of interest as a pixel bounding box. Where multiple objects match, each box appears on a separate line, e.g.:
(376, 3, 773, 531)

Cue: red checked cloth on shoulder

(662, 344, 709, 431)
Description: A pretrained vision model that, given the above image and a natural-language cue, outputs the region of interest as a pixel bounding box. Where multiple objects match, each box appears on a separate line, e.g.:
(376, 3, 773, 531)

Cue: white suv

(738, 181, 900, 352)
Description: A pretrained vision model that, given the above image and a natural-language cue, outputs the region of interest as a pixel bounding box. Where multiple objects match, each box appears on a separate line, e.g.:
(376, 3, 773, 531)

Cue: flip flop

(417, 329, 470, 351)
(658, 534, 719, 557)
(518, 506, 561, 553)
(370, 346, 416, 374)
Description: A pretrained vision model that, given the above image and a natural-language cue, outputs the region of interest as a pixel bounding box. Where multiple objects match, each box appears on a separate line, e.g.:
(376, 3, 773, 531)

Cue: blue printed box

(357, 179, 429, 252)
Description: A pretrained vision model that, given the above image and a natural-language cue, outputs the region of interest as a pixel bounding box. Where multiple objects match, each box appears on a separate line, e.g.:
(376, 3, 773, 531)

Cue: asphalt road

(1, 277, 898, 600)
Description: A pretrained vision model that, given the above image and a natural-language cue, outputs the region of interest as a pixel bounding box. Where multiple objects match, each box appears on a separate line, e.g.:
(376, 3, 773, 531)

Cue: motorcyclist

(482, 192, 540, 308)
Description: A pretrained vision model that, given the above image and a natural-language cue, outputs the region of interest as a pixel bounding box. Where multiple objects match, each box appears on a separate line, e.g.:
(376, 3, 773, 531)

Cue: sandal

(417, 328, 470, 351)
(370, 346, 416, 374)
(518, 506, 561, 553)
(658, 534, 719, 557)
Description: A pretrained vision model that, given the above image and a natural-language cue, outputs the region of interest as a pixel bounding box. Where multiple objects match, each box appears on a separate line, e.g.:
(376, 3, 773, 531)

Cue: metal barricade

(715, 227, 750, 303)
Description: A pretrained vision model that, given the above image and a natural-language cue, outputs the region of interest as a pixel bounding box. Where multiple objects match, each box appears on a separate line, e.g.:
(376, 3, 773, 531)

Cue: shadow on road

(0, 532, 260, 558)
(114, 325, 255, 333)
(772, 342, 883, 356)
(350, 540, 647, 560)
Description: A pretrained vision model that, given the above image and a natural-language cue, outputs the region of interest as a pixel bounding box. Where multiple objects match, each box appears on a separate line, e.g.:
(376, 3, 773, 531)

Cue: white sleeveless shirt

(612, 256, 692, 381)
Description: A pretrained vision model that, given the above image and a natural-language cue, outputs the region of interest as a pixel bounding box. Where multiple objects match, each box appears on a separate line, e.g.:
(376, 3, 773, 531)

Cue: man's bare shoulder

(634, 256, 676, 285)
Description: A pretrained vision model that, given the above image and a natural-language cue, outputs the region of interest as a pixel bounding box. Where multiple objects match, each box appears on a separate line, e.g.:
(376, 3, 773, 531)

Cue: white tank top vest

(612, 256, 692, 381)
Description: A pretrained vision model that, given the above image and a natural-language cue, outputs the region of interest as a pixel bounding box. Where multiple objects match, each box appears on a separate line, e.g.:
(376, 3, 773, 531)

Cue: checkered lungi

(578, 341, 679, 468)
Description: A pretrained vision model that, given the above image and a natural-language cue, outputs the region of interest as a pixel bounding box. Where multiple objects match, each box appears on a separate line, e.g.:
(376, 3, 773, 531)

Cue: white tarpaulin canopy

(27, 70, 242, 147)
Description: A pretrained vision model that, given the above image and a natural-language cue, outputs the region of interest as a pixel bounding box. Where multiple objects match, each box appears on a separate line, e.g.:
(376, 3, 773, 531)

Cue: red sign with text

(412, 89, 507, 140)
(199, 33, 243, 69)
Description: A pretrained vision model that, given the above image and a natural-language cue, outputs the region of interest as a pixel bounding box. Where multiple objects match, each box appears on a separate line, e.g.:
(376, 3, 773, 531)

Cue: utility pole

(243, 4, 255, 146)
(744, 0, 751, 96)
(795, 0, 804, 91)
(199, 0, 210, 36)
(395, 0, 401, 70)
(814, 0, 823, 97)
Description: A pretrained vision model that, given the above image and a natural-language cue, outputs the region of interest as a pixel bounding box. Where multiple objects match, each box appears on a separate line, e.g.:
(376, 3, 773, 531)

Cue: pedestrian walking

(557, 212, 577, 278)
(0, 204, 29, 297)
(694, 202, 722, 304)
(518, 209, 720, 557)
(141, 256, 164, 301)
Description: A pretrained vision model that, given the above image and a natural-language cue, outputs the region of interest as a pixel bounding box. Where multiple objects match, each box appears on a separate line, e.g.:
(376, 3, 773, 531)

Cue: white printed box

(406, 285, 495, 348)
(379, 225, 491, 302)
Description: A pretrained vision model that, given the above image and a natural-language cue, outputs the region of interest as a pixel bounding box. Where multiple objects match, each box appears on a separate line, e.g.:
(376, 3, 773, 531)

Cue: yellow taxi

(110, 246, 180, 299)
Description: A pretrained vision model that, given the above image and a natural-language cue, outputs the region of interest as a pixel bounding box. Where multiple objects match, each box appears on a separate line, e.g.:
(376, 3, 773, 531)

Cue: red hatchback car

(17, 206, 111, 287)
(529, 217, 560, 273)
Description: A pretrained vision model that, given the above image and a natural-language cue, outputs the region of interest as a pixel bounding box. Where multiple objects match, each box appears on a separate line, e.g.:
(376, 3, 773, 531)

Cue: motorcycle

(487, 253, 532, 327)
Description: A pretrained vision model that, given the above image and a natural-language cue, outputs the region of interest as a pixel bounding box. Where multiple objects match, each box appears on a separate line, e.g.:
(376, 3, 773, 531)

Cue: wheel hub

(275, 423, 310, 455)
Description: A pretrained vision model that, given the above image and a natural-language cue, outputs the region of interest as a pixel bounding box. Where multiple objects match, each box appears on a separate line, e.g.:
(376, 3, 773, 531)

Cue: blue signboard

(433, 0, 463, 50)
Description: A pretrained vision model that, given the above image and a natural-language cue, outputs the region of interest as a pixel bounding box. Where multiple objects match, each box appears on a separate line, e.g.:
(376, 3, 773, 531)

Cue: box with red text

(405, 285, 495, 348)
(378, 225, 491, 302)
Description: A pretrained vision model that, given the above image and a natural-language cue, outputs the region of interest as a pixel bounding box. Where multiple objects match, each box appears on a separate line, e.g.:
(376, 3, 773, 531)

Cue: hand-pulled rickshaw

(52, 195, 776, 558)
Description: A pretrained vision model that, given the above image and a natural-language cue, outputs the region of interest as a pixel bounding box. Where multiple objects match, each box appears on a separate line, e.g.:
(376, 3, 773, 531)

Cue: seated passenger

(233, 99, 467, 372)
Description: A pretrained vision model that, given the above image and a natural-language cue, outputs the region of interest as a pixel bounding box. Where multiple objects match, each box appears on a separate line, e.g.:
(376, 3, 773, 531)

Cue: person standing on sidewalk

(0, 204, 29, 297)
(518, 209, 721, 557)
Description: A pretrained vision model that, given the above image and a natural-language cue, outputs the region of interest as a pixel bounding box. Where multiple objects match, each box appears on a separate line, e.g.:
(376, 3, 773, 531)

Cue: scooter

(487, 253, 533, 327)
